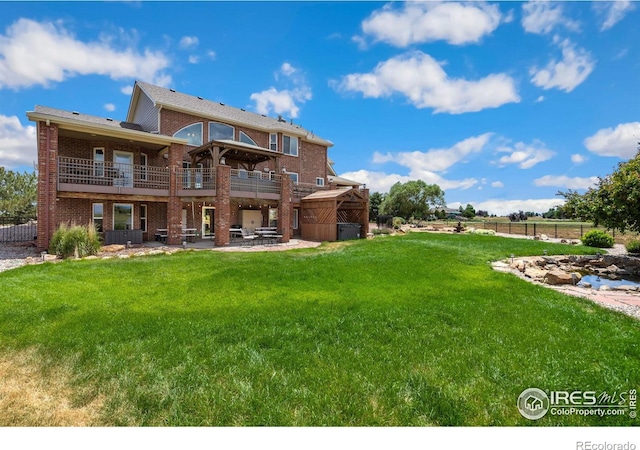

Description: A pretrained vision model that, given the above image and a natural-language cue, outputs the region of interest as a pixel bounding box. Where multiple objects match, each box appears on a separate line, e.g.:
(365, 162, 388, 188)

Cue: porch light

(220, 157, 226, 165)
(282, 167, 286, 173)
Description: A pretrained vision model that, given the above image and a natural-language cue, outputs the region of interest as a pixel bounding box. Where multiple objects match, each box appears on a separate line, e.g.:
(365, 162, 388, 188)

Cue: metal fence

(480, 221, 638, 244)
(0, 216, 37, 242)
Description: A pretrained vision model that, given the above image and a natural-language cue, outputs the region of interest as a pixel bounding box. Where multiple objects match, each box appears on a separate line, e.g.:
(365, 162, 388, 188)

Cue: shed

(301, 188, 369, 241)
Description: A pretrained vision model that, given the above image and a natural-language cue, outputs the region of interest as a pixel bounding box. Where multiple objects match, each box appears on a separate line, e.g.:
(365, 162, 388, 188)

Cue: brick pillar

(167, 143, 184, 245)
(361, 188, 370, 237)
(37, 121, 58, 251)
(214, 164, 231, 246)
(278, 174, 292, 243)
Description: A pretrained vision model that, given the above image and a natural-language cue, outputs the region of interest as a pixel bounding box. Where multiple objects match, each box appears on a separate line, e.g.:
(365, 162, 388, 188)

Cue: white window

(283, 135, 298, 156)
(93, 147, 105, 177)
(316, 177, 325, 187)
(293, 209, 299, 230)
(173, 123, 203, 146)
(209, 122, 234, 141)
(113, 204, 133, 231)
(239, 131, 257, 146)
(140, 204, 147, 232)
(92, 203, 103, 232)
(269, 133, 278, 152)
(288, 172, 299, 184)
(140, 153, 148, 181)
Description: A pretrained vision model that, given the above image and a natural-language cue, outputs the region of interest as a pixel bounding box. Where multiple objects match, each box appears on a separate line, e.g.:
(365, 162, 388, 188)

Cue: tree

(379, 180, 445, 220)
(462, 204, 476, 219)
(0, 168, 37, 221)
(369, 191, 385, 221)
(559, 147, 640, 233)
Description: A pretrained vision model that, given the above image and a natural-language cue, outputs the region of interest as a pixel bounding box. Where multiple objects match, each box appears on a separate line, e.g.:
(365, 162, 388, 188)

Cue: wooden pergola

(188, 139, 280, 171)
(301, 188, 369, 241)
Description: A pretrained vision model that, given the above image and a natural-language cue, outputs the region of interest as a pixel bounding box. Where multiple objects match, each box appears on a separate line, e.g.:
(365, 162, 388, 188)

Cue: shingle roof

(134, 81, 333, 147)
(302, 188, 365, 201)
(33, 106, 145, 131)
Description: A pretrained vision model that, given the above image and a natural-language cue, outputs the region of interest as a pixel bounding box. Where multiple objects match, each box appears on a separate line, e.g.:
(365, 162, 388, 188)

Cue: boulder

(524, 268, 548, 281)
(545, 270, 581, 285)
(101, 244, 126, 253)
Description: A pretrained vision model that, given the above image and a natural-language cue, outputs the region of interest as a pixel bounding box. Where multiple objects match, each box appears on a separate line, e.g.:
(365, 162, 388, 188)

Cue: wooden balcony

(57, 157, 169, 196)
(230, 169, 282, 200)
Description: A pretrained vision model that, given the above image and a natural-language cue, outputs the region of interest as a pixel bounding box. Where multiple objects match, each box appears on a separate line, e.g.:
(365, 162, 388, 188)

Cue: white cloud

(179, 36, 199, 49)
(571, 154, 585, 164)
(0, 115, 37, 169)
(584, 122, 640, 159)
(250, 62, 312, 119)
(207, 50, 217, 60)
(535, 95, 544, 103)
(0, 18, 171, 90)
(533, 175, 598, 190)
(378, 133, 493, 172)
(280, 62, 296, 77)
(454, 198, 563, 216)
(491, 181, 504, 188)
(495, 140, 555, 169)
(594, 1, 634, 31)
(334, 51, 519, 114)
(188, 55, 199, 64)
(355, 133, 494, 192)
(103, 103, 116, 112)
(360, 1, 502, 47)
(530, 39, 595, 93)
(121, 85, 134, 95)
(521, 1, 580, 35)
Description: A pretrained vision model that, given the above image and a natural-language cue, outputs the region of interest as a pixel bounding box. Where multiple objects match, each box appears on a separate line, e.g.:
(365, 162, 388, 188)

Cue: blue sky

(1, 1, 639, 215)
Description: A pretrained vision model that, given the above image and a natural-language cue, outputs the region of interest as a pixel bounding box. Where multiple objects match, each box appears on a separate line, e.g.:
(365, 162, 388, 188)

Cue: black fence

(0, 216, 37, 242)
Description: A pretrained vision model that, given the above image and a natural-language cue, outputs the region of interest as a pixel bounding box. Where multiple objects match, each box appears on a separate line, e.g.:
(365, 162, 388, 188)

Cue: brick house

(27, 81, 368, 250)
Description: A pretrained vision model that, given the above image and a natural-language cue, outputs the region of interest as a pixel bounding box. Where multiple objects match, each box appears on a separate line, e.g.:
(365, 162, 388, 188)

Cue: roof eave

(27, 111, 188, 146)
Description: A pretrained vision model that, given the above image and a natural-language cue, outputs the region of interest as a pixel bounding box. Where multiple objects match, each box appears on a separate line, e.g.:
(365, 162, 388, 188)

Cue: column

(167, 143, 184, 245)
(278, 173, 292, 243)
(37, 121, 58, 251)
(214, 164, 231, 246)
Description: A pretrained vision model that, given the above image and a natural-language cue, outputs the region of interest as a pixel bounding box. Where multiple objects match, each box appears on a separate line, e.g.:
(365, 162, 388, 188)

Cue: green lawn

(1, 233, 638, 426)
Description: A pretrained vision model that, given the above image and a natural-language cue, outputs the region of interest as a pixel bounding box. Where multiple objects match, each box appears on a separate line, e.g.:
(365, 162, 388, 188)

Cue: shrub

(626, 239, 640, 254)
(392, 217, 405, 229)
(49, 222, 102, 259)
(372, 228, 392, 236)
(581, 229, 614, 248)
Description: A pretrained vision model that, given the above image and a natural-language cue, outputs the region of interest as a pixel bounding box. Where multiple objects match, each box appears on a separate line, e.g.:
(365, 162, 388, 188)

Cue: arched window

(239, 131, 257, 146)
(173, 123, 203, 146)
(209, 122, 234, 141)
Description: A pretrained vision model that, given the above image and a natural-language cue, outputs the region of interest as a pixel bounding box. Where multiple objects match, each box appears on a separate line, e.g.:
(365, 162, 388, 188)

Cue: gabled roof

(128, 81, 333, 147)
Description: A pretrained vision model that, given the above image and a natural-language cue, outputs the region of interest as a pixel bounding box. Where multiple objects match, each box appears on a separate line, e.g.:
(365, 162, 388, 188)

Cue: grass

(0, 233, 639, 426)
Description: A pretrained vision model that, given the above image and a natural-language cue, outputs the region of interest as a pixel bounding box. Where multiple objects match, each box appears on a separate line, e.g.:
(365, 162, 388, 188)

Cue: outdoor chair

(241, 228, 257, 246)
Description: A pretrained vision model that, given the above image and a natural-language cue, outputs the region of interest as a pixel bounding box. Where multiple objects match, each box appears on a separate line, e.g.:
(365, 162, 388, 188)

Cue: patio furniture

(241, 228, 257, 246)
(181, 228, 197, 243)
(155, 228, 168, 243)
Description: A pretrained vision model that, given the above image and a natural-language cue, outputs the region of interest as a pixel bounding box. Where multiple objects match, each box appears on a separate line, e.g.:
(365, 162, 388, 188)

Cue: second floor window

(269, 133, 278, 152)
(209, 122, 234, 141)
(173, 123, 203, 146)
(239, 131, 257, 146)
(283, 135, 298, 156)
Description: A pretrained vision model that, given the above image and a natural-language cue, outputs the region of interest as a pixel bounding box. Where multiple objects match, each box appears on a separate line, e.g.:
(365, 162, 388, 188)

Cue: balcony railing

(177, 167, 216, 190)
(293, 183, 327, 198)
(230, 169, 281, 195)
(58, 157, 169, 190)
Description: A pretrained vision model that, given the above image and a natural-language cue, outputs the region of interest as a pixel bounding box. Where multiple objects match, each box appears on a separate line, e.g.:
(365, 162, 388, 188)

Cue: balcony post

(214, 164, 231, 246)
(38, 121, 58, 251)
(278, 174, 292, 243)
(167, 143, 184, 245)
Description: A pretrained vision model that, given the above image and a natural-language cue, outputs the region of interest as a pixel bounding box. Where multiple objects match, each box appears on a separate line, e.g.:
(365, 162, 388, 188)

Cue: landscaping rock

(545, 270, 580, 285)
(524, 268, 548, 281)
(101, 244, 126, 253)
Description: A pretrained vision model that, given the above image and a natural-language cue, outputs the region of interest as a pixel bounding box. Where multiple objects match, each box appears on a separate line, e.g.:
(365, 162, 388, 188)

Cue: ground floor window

(293, 208, 299, 230)
(113, 204, 133, 230)
(140, 204, 147, 232)
(92, 203, 103, 232)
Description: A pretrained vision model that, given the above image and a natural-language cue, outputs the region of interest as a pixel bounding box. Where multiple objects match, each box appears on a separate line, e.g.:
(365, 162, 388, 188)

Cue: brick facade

(31, 82, 367, 250)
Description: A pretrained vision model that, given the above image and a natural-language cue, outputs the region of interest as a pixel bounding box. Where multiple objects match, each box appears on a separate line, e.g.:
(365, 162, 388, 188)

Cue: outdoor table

(155, 228, 168, 243)
(181, 228, 197, 242)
